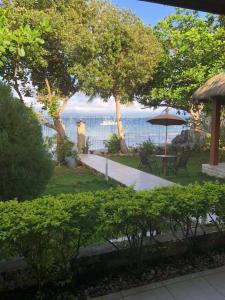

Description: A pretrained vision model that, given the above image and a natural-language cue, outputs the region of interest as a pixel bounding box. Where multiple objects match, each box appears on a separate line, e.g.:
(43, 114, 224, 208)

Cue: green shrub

(138, 139, 155, 156)
(82, 136, 91, 154)
(56, 138, 79, 165)
(104, 134, 121, 153)
(98, 187, 165, 265)
(0, 192, 100, 290)
(1, 183, 225, 290)
(0, 83, 53, 200)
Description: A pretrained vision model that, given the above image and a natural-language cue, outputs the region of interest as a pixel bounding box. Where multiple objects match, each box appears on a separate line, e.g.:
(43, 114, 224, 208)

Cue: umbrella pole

(165, 125, 168, 155)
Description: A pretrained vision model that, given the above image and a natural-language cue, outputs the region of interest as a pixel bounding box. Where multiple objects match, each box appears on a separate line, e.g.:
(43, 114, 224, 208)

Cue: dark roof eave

(139, 0, 225, 15)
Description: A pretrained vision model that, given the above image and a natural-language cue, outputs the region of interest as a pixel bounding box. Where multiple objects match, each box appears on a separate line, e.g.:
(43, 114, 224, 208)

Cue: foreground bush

(0, 193, 100, 289)
(0, 83, 53, 200)
(1, 183, 225, 289)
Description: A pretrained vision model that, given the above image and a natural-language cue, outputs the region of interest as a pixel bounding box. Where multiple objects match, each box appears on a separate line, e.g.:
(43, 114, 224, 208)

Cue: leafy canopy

(138, 10, 225, 111)
(70, 1, 162, 102)
(0, 6, 50, 95)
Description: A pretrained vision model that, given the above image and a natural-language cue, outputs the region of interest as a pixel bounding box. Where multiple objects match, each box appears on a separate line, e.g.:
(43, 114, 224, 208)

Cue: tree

(70, 1, 162, 153)
(0, 6, 49, 102)
(0, 83, 53, 201)
(0, 1, 90, 161)
(138, 10, 225, 122)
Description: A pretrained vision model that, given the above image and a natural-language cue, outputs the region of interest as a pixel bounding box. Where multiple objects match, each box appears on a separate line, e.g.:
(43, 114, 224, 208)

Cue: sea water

(42, 115, 188, 151)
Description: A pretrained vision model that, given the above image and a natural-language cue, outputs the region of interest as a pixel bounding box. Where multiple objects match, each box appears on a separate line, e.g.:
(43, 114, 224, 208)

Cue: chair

(174, 151, 191, 174)
(139, 152, 158, 173)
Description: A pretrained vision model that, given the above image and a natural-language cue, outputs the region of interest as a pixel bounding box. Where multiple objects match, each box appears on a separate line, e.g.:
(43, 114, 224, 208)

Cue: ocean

(42, 115, 188, 151)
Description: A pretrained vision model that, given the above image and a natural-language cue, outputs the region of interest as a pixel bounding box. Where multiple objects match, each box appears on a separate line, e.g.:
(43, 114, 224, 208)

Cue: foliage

(82, 136, 91, 154)
(0, 83, 53, 201)
(0, 5, 51, 101)
(98, 188, 164, 265)
(0, 0, 92, 162)
(0, 192, 100, 291)
(72, 1, 161, 102)
(138, 10, 225, 111)
(56, 138, 79, 165)
(44, 135, 57, 159)
(104, 134, 121, 154)
(138, 139, 155, 156)
(2, 182, 225, 287)
(71, 1, 162, 152)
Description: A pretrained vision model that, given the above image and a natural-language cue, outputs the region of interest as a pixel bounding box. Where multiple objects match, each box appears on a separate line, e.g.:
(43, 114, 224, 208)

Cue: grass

(109, 151, 225, 185)
(43, 165, 118, 196)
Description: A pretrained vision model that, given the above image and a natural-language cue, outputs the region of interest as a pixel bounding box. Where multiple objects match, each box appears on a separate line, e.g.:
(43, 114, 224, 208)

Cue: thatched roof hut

(192, 73, 225, 103)
(192, 73, 225, 166)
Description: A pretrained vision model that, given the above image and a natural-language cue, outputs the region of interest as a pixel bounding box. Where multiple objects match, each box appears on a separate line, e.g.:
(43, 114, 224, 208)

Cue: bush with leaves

(98, 188, 166, 265)
(0, 83, 53, 201)
(1, 183, 225, 291)
(104, 134, 121, 154)
(138, 139, 155, 156)
(0, 192, 100, 292)
(56, 138, 79, 166)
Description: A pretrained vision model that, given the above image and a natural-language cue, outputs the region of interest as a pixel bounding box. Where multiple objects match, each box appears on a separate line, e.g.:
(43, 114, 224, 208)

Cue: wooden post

(77, 120, 86, 153)
(209, 98, 221, 165)
(165, 125, 168, 155)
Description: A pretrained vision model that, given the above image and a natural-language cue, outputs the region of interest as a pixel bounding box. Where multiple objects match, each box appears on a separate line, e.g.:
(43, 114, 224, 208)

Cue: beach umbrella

(147, 113, 187, 155)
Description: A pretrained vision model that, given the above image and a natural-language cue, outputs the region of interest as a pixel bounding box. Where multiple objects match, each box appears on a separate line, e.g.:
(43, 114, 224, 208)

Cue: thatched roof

(192, 74, 225, 102)
(139, 0, 225, 14)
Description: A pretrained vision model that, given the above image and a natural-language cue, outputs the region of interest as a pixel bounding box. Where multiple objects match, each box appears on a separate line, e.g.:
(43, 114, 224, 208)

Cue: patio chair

(139, 152, 158, 173)
(174, 151, 191, 174)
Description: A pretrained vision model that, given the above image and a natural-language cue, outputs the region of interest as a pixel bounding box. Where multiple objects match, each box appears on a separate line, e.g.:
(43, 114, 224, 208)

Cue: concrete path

(80, 154, 172, 191)
(93, 266, 225, 300)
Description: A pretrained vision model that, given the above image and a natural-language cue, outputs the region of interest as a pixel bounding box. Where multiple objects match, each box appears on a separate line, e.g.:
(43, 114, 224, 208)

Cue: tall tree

(70, 1, 162, 152)
(138, 10, 225, 121)
(1, 1, 91, 161)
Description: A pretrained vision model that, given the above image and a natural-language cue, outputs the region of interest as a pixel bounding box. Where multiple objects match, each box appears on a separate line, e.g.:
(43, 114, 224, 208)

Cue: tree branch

(13, 65, 24, 103)
(59, 97, 69, 114)
(45, 77, 52, 104)
(44, 122, 56, 130)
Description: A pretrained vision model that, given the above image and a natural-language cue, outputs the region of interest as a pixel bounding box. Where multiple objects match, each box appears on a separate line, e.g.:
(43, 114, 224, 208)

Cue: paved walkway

(93, 266, 225, 300)
(80, 154, 172, 191)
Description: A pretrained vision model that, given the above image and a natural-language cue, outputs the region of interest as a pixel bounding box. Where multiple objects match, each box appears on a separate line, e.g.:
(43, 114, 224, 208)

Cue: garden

(108, 144, 225, 186)
(0, 0, 225, 299)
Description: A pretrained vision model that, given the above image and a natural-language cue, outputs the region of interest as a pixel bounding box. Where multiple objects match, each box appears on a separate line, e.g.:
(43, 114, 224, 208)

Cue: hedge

(1, 182, 225, 287)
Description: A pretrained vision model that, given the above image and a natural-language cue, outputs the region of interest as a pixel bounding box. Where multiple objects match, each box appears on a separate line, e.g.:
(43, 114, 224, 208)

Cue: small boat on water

(100, 120, 117, 126)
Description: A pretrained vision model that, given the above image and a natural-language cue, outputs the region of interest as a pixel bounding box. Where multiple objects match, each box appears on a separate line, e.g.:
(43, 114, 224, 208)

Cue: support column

(209, 98, 221, 165)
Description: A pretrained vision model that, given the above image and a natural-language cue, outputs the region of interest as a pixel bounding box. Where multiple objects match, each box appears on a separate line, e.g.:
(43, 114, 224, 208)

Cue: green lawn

(109, 151, 225, 185)
(43, 165, 118, 196)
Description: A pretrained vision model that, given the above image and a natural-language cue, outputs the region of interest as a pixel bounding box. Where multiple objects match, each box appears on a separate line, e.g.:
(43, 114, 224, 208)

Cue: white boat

(100, 120, 117, 126)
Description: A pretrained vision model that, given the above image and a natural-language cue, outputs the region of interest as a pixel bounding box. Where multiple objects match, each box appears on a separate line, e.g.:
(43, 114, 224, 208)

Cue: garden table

(155, 154, 177, 176)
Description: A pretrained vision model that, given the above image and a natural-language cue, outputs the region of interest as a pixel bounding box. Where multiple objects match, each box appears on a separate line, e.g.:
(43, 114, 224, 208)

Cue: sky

(111, 0, 175, 25)
(27, 1, 176, 116)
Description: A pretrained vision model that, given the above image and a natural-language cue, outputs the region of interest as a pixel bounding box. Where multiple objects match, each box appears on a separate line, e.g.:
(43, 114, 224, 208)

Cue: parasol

(147, 113, 187, 155)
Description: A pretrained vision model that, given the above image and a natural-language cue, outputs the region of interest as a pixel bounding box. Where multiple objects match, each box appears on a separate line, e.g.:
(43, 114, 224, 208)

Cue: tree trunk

(44, 77, 68, 163)
(114, 95, 129, 153)
(54, 117, 66, 144)
(53, 116, 67, 163)
(189, 104, 205, 146)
